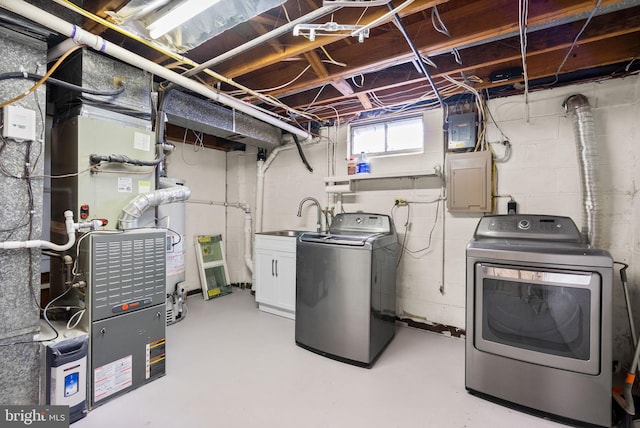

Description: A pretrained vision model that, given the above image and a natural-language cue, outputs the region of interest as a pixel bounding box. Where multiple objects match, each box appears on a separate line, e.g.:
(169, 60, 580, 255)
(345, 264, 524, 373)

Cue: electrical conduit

(0, 0, 310, 140)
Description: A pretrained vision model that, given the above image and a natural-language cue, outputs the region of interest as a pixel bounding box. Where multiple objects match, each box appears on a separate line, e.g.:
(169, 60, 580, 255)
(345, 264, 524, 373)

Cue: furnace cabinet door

(474, 263, 601, 375)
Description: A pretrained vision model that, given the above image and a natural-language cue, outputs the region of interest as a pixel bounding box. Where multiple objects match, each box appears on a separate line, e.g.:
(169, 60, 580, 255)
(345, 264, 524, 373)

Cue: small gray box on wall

(447, 113, 477, 150)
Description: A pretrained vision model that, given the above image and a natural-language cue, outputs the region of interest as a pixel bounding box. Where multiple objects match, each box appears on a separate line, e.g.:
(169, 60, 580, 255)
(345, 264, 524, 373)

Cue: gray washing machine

(466, 214, 613, 427)
(295, 213, 398, 367)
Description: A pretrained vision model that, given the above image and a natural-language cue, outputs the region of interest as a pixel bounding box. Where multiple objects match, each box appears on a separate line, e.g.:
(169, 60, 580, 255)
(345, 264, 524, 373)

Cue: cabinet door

(274, 251, 296, 312)
(255, 249, 276, 305)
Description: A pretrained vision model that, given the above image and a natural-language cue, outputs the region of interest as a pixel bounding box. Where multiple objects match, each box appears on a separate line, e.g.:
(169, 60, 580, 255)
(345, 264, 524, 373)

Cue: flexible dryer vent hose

(563, 94, 601, 248)
(119, 186, 191, 230)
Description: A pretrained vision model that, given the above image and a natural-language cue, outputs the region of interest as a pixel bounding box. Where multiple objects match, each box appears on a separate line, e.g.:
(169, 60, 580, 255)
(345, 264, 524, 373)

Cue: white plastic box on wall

(2, 105, 36, 141)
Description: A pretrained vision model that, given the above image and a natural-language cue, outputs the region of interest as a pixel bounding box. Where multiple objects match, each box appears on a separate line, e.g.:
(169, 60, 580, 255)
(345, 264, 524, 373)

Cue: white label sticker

(93, 355, 132, 402)
(134, 132, 151, 151)
(138, 180, 151, 194)
(145, 344, 150, 379)
(118, 177, 133, 193)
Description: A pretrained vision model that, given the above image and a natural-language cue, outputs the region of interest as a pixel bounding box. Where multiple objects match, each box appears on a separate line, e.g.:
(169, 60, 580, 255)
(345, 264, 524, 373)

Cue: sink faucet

(297, 197, 322, 232)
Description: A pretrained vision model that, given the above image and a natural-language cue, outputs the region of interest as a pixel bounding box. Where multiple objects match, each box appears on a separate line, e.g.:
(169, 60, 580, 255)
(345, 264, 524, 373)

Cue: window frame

(348, 114, 425, 158)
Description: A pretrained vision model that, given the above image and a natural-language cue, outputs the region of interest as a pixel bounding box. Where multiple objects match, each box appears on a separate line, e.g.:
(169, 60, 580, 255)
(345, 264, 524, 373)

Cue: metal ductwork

(119, 185, 191, 229)
(162, 90, 283, 150)
(563, 94, 601, 247)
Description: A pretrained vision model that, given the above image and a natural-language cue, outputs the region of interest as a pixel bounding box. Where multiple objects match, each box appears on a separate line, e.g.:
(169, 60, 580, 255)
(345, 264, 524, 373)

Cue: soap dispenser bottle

(356, 151, 370, 174)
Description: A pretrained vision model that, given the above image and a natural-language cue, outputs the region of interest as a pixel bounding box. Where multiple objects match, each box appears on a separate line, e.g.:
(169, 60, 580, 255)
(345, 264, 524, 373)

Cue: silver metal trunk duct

(119, 186, 191, 230)
(563, 94, 601, 247)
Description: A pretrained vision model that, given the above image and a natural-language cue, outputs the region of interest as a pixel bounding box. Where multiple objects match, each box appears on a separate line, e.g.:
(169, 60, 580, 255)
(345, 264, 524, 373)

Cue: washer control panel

(329, 212, 393, 234)
(474, 214, 582, 242)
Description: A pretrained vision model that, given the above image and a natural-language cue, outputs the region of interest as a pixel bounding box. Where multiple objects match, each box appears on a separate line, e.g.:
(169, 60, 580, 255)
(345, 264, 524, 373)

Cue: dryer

(466, 214, 613, 427)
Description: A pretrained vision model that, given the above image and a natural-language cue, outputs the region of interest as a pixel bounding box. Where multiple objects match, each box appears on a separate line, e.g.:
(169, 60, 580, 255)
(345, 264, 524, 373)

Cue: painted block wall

(164, 142, 227, 292)
(227, 74, 640, 362)
(0, 27, 46, 405)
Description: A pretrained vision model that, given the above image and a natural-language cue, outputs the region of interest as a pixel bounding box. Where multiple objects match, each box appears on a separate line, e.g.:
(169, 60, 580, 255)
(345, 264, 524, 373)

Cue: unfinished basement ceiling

(11, 0, 640, 149)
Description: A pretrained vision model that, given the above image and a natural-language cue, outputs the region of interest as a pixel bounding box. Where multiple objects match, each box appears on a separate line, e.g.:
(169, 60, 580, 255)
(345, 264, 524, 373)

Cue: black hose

(0, 71, 125, 96)
(291, 133, 313, 173)
(89, 154, 163, 166)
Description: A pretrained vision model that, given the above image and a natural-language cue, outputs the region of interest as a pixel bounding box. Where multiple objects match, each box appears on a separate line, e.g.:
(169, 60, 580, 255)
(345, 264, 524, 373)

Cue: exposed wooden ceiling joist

(39, 0, 640, 148)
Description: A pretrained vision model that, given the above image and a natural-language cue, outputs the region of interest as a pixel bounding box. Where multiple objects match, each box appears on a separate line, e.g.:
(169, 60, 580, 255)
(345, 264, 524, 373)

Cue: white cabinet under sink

(254, 233, 297, 319)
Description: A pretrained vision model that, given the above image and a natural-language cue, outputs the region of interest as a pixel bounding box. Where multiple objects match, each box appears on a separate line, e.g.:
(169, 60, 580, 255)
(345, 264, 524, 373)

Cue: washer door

(474, 263, 601, 375)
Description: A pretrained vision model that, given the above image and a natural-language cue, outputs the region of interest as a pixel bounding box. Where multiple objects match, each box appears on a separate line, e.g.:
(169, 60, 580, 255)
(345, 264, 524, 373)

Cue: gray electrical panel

(446, 151, 493, 213)
(78, 228, 166, 408)
(447, 113, 477, 150)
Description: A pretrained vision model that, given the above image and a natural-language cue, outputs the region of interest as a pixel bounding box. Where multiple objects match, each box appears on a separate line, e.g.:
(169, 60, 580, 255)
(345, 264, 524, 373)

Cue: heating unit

(466, 214, 613, 427)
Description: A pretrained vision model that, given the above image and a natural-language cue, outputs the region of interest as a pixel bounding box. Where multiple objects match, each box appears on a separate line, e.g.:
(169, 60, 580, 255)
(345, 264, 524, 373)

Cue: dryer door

(474, 263, 601, 375)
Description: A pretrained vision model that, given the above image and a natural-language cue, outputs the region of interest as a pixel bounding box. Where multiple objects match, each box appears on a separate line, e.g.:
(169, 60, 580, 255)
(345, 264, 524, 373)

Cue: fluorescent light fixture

(147, 0, 221, 39)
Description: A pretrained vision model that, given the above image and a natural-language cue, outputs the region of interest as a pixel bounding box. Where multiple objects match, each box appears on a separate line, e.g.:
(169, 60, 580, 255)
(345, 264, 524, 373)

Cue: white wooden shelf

(324, 169, 442, 193)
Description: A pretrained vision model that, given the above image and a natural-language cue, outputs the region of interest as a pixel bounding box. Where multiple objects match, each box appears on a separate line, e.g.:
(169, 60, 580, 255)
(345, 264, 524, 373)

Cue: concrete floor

(74, 289, 571, 428)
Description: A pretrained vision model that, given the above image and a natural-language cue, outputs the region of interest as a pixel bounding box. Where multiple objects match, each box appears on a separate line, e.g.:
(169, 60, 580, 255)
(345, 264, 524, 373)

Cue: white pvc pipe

(255, 139, 318, 233)
(0, 211, 76, 252)
(0, 0, 310, 140)
(187, 199, 254, 275)
(255, 159, 266, 234)
(243, 211, 253, 275)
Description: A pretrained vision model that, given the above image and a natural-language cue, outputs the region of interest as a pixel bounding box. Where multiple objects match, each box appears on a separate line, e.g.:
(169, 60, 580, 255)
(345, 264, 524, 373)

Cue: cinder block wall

(0, 27, 47, 404)
(227, 74, 640, 362)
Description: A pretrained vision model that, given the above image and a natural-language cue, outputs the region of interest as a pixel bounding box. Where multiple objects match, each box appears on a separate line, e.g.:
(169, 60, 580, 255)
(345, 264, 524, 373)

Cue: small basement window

(349, 115, 424, 157)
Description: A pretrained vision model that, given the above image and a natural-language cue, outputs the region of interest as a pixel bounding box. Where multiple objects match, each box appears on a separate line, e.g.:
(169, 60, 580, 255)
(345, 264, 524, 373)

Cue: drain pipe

(119, 186, 192, 230)
(188, 199, 254, 275)
(255, 151, 267, 234)
(0, 0, 310, 140)
(255, 139, 317, 233)
(0, 211, 76, 251)
(563, 94, 601, 247)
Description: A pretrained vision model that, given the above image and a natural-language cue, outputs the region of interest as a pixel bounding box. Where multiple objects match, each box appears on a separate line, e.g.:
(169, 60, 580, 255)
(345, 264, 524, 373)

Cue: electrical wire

(548, 0, 603, 86)
(518, 0, 530, 122)
(0, 72, 125, 97)
(351, 74, 365, 88)
(30, 167, 93, 179)
(391, 197, 443, 265)
(254, 65, 312, 93)
(431, 5, 450, 37)
(0, 44, 84, 108)
(0, 284, 75, 348)
(67, 309, 85, 329)
(303, 84, 328, 112)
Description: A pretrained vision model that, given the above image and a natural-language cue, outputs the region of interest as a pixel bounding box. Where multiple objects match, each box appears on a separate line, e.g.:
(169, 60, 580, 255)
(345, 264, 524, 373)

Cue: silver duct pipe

(563, 94, 601, 247)
(119, 186, 192, 230)
(0, 0, 310, 140)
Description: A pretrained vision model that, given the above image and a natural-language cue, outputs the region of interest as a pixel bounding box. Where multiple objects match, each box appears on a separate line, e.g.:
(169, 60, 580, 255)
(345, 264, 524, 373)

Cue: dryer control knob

(518, 219, 531, 230)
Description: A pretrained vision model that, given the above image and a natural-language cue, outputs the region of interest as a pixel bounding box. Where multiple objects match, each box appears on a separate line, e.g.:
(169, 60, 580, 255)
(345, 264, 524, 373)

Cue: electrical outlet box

(395, 198, 407, 206)
(2, 105, 36, 141)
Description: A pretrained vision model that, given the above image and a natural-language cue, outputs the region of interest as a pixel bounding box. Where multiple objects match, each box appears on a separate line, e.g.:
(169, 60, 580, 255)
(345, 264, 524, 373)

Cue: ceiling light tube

(147, 0, 221, 39)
